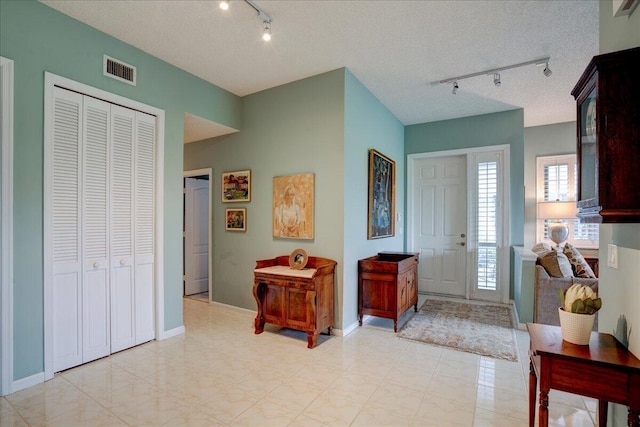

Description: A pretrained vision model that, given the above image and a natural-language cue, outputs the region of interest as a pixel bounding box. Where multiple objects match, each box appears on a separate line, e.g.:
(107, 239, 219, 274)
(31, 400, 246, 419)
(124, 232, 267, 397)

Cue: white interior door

(184, 177, 209, 296)
(81, 96, 111, 363)
(412, 155, 467, 297)
(110, 105, 136, 353)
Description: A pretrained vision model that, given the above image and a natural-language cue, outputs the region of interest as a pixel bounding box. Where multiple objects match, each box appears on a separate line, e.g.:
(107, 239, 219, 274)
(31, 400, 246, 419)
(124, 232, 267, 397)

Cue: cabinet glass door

(579, 88, 597, 202)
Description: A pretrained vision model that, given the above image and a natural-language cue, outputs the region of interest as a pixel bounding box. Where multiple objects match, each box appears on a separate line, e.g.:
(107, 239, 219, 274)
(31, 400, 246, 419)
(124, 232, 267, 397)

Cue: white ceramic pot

(558, 307, 595, 345)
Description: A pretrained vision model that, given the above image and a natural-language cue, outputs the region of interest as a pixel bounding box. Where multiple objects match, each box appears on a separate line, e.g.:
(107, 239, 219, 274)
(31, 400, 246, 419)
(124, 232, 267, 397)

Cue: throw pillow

(539, 250, 574, 278)
(532, 242, 553, 257)
(563, 243, 597, 278)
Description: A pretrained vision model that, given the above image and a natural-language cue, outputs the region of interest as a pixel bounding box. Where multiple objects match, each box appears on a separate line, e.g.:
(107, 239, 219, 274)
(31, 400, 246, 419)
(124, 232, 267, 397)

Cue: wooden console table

(527, 323, 640, 427)
(253, 256, 336, 348)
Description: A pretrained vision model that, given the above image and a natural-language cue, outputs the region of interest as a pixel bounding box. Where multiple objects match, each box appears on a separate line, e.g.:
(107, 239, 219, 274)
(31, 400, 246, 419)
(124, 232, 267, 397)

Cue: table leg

(307, 332, 318, 349)
(529, 359, 537, 427)
(539, 389, 549, 427)
(598, 400, 607, 427)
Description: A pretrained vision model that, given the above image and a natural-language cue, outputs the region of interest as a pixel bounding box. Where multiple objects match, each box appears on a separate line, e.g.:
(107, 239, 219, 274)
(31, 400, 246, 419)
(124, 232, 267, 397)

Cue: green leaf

(557, 289, 566, 307)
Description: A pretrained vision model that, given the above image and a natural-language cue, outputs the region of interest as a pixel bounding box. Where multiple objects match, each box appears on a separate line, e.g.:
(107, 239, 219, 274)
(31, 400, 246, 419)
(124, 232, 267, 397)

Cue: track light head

(493, 73, 501, 87)
(452, 81, 459, 95)
(543, 63, 552, 77)
(262, 20, 272, 41)
(219, 1, 229, 10)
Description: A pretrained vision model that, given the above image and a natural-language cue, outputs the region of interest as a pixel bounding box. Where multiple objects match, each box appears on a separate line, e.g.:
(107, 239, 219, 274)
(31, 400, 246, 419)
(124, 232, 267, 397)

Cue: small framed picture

(225, 208, 246, 231)
(222, 170, 251, 202)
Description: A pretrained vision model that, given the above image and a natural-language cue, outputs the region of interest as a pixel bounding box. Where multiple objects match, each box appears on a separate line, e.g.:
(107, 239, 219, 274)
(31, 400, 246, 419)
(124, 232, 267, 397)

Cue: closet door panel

(134, 112, 155, 344)
(82, 97, 111, 362)
(110, 105, 135, 353)
(50, 88, 83, 372)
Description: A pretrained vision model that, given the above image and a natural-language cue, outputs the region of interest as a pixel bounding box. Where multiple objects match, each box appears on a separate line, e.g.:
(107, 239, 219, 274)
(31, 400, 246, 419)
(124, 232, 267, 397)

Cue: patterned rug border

(396, 299, 519, 362)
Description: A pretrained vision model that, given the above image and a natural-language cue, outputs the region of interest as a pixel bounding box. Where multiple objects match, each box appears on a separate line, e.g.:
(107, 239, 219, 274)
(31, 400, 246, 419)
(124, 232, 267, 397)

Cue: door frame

(1, 56, 15, 396)
(407, 144, 511, 303)
(43, 72, 166, 381)
(183, 168, 213, 302)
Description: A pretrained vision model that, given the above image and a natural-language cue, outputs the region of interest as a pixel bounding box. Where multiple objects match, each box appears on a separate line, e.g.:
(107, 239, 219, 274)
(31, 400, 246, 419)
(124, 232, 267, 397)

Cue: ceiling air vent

(103, 55, 136, 86)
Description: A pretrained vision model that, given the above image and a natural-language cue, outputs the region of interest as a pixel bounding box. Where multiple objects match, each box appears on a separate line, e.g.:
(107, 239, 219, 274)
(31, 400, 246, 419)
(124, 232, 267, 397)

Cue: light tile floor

(1, 297, 598, 426)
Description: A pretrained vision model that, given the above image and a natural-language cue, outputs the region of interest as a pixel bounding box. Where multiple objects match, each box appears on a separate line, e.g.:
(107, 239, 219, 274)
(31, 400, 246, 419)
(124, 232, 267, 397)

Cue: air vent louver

(103, 55, 136, 86)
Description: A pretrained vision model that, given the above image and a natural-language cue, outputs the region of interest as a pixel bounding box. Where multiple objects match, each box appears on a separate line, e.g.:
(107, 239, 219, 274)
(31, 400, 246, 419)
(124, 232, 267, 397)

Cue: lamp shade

(537, 201, 578, 220)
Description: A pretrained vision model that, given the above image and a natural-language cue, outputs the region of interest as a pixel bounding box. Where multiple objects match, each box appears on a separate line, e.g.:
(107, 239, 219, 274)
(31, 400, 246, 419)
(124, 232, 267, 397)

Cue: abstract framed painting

(368, 149, 395, 239)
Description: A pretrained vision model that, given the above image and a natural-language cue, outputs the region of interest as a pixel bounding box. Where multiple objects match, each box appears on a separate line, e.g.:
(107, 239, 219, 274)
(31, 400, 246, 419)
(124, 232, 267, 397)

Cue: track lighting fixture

(220, 0, 273, 42)
(262, 20, 271, 41)
(431, 56, 551, 94)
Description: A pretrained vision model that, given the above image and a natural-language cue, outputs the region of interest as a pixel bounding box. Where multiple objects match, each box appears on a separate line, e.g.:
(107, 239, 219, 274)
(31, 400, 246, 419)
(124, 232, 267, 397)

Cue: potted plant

(557, 284, 602, 345)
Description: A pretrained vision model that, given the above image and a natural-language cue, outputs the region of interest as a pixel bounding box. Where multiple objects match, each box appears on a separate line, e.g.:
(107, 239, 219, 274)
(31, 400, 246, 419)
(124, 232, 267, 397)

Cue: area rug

(397, 299, 518, 361)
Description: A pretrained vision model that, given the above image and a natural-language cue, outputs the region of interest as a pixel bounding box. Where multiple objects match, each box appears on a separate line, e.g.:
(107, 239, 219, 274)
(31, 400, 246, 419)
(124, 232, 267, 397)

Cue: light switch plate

(607, 244, 618, 269)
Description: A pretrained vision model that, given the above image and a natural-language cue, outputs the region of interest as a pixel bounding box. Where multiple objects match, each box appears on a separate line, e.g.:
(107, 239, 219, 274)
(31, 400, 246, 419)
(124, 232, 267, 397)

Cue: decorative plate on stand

(288, 248, 308, 270)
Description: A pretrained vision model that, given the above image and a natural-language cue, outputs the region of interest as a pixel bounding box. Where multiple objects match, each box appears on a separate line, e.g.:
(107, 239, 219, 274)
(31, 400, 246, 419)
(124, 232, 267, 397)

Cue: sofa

(534, 264, 598, 328)
(532, 242, 599, 328)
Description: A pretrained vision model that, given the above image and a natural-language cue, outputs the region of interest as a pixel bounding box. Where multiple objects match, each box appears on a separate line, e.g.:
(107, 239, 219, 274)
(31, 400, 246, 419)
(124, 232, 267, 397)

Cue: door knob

(93, 262, 99, 268)
(460, 233, 466, 238)
(456, 242, 466, 246)
(120, 259, 126, 266)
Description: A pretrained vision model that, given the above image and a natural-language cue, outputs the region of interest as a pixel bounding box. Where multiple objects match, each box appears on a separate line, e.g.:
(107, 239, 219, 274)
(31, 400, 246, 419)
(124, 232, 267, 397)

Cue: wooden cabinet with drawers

(358, 252, 419, 332)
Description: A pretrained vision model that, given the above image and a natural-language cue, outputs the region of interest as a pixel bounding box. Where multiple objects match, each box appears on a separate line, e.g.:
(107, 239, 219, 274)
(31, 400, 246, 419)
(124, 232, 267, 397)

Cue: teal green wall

(343, 69, 405, 329)
(523, 122, 576, 248)
(184, 69, 346, 323)
(405, 110, 525, 298)
(0, 0, 242, 381)
(598, 2, 640, 425)
(184, 69, 404, 330)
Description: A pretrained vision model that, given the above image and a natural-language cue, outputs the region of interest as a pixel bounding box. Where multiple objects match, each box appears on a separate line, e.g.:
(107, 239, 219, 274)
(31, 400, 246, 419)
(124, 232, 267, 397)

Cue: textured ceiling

(41, 0, 599, 140)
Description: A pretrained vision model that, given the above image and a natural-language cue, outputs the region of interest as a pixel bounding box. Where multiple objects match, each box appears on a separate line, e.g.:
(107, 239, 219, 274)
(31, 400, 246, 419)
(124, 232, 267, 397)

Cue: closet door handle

(120, 259, 126, 266)
(93, 262, 99, 269)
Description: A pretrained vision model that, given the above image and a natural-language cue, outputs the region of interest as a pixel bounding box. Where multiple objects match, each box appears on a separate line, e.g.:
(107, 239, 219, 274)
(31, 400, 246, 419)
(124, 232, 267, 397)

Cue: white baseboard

(210, 300, 256, 315)
(335, 320, 360, 337)
(12, 371, 45, 394)
(158, 325, 185, 340)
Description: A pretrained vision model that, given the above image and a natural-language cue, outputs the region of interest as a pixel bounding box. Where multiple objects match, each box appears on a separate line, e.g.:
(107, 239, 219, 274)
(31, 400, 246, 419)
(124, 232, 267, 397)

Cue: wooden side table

(527, 323, 640, 427)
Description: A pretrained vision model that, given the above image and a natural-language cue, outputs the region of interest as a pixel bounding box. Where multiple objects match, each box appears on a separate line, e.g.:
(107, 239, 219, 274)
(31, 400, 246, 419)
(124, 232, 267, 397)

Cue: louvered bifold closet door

(110, 105, 136, 353)
(134, 112, 156, 344)
(82, 97, 111, 363)
(50, 87, 83, 372)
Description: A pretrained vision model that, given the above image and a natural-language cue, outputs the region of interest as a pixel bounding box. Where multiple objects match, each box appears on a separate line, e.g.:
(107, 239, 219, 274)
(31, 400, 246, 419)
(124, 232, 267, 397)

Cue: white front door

(184, 177, 209, 296)
(412, 155, 467, 297)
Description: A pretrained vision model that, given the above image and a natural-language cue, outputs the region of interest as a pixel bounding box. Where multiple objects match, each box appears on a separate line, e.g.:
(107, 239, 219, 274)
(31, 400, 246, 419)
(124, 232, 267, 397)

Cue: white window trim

(536, 154, 598, 249)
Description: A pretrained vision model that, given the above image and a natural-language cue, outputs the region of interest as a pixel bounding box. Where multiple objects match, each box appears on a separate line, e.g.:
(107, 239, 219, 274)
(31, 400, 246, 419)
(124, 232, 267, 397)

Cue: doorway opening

(183, 169, 212, 303)
(407, 145, 510, 304)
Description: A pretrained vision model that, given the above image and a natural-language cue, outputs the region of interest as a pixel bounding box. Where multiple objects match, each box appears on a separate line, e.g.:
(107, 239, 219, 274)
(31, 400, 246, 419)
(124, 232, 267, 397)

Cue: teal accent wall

(523, 122, 576, 248)
(184, 69, 405, 331)
(405, 110, 525, 298)
(343, 69, 405, 329)
(185, 69, 346, 322)
(0, 0, 242, 381)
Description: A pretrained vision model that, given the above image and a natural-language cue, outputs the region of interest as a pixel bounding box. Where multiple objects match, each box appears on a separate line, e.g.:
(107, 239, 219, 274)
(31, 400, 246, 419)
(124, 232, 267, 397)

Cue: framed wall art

(273, 173, 314, 239)
(368, 149, 395, 239)
(225, 208, 246, 231)
(222, 170, 251, 202)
